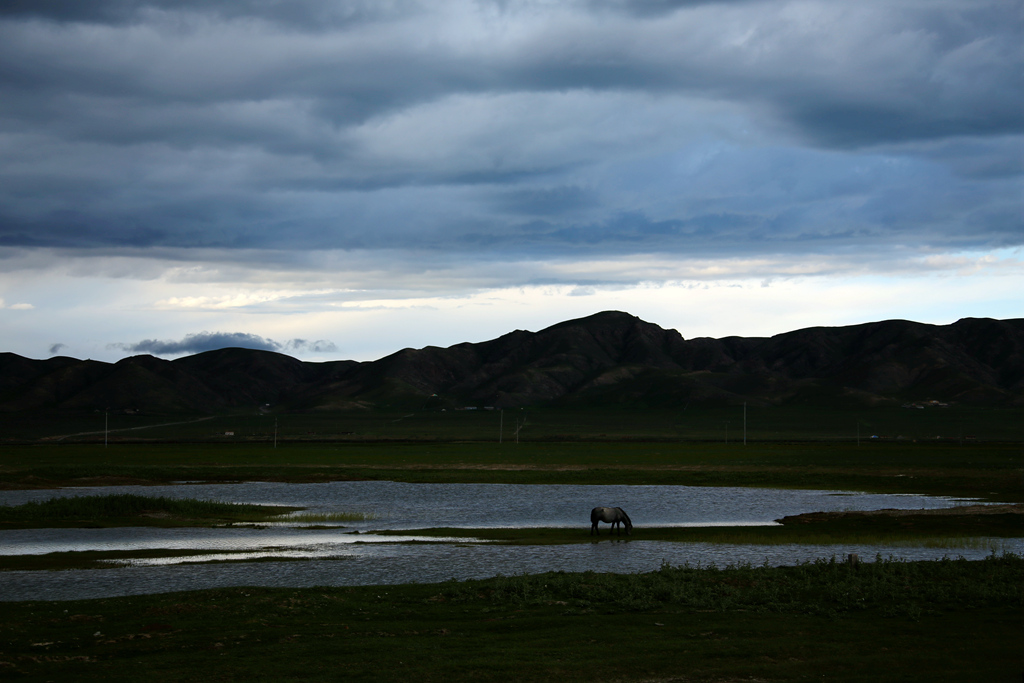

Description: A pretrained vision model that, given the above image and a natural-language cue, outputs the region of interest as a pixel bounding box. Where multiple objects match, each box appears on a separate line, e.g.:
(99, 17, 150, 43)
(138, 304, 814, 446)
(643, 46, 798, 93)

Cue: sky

(0, 0, 1021, 363)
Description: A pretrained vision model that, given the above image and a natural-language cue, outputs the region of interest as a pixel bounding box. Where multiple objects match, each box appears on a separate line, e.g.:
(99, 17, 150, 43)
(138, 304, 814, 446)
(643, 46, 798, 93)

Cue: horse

(590, 506, 632, 536)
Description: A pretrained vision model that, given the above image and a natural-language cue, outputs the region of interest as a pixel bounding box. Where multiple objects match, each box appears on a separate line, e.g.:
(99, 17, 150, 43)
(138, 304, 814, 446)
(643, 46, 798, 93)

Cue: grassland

(2, 404, 1019, 499)
(1, 555, 1020, 681)
(1, 406, 1022, 680)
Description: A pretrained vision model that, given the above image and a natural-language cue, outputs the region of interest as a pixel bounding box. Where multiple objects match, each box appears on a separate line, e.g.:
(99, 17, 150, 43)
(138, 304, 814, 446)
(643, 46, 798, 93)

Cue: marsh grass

(0, 494, 299, 528)
(276, 511, 378, 523)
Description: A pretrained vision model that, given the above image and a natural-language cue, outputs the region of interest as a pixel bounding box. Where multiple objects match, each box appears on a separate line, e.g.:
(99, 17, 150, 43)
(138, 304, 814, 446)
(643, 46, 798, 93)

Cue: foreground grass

(0, 494, 301, 529)
(1, 556, 1020, 682)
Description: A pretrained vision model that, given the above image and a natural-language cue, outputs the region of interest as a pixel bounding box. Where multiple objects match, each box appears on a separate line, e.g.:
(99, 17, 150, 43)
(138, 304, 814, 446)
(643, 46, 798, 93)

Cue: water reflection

(0, 481, 1012, 602)
(3, 540, 1019, 602)
(0, 527, 484, 556)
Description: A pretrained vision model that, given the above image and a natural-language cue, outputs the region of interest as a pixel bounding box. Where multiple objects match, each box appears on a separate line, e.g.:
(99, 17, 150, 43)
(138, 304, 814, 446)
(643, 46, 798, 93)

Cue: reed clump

(0, 493, 295, 526)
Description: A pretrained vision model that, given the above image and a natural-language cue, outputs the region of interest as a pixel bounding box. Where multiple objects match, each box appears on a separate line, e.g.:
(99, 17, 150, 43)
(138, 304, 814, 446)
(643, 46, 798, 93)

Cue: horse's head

(618, 507, 633, 535)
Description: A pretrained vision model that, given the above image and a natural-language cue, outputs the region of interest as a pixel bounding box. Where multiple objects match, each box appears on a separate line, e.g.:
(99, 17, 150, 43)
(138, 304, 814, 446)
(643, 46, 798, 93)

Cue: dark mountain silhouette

(1, 312, 1021, 414)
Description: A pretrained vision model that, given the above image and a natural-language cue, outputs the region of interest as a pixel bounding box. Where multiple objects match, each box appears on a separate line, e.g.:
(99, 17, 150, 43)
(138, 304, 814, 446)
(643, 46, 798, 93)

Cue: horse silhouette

(590, 506, 632, 536)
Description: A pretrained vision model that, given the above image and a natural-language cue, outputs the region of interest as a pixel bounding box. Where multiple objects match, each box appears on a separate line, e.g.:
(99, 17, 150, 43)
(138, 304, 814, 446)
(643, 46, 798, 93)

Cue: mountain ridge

(1, 312, 1021, 414)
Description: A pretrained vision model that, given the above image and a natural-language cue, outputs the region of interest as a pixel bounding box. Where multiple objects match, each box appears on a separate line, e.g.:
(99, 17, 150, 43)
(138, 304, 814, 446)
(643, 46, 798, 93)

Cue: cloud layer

(0, 1, 1020, 361)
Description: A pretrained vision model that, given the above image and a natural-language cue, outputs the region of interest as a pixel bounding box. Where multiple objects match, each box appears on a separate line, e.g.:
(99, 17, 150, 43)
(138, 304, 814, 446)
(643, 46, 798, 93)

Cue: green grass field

(2, 438, 1021, 501)
(2, 404, 1021, 443)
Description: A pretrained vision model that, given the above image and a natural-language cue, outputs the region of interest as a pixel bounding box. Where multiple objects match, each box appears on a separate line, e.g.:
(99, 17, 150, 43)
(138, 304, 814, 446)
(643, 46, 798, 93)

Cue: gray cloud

(112, 332, 280, 355)
(48, 342, 66, 355)
(286, 338, 339, 354)
(111, 332, 337, 356)
(492, 186, 597, 217)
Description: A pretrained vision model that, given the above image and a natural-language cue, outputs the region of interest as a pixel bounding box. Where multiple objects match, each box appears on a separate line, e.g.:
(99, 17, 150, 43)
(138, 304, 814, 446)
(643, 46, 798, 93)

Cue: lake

(1, 481, 1017, 601)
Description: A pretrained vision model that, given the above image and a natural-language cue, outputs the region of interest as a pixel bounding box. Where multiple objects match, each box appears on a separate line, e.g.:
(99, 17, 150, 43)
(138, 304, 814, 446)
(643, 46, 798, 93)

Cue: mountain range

(1, 312, 1021, 414)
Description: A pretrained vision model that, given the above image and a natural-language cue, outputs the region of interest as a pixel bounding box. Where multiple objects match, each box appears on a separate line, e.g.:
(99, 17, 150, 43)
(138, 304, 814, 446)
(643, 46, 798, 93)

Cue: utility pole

(105, 410, 108, 448)
(274, 417, 278, 449)
(499, 409, 503, 444)
(743, 402, 747, 446)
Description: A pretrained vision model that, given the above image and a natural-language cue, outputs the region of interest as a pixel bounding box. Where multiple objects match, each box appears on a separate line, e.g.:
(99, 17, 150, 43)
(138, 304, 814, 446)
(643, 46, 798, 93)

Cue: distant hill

(1, 312, 1021, 414)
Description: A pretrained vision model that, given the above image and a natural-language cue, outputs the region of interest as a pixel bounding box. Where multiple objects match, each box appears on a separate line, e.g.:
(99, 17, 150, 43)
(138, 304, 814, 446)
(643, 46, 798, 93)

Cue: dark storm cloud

(772, 4, 1024, 147)
(3, 1, 1017, 145)
(0, 0, 1020, 267)
(111, 332, 336, 356)
(918, 137, 1024, 180)
(0, 0, 406, 29)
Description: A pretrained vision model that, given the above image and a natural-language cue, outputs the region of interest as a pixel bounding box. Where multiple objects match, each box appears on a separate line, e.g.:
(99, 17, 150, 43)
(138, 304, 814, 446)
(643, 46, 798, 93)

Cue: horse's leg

(591, 521, 598, 536)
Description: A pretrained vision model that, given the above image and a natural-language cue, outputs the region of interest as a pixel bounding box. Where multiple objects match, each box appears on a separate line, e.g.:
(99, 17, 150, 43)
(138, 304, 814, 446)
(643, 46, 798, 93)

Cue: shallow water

(0, 479, 975, 531)
(1, 481, 1014, 602)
